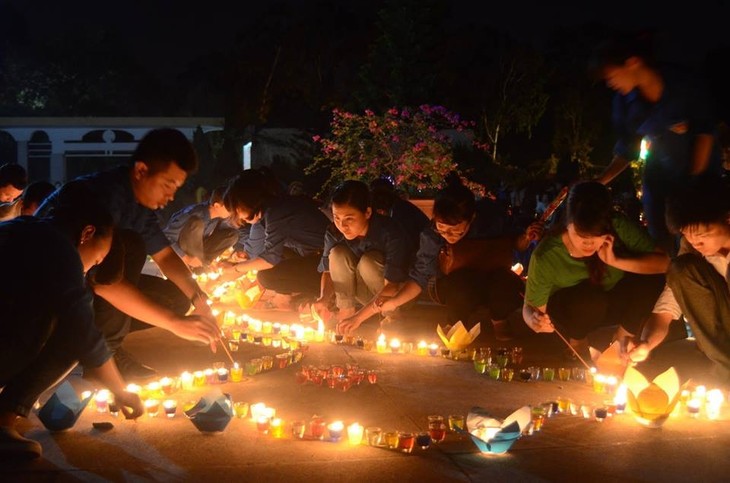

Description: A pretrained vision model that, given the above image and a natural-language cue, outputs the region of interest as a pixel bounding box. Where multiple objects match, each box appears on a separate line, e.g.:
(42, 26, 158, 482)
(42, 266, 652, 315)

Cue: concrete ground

(3, 302, 730, 483)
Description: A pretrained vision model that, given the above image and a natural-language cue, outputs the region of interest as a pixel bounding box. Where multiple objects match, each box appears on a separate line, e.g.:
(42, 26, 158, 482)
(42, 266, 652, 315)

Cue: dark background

(1, 0, 729, 194)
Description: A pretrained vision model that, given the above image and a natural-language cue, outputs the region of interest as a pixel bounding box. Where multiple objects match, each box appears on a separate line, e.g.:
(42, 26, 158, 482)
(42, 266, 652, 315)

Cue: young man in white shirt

(622, 177, 730, 382)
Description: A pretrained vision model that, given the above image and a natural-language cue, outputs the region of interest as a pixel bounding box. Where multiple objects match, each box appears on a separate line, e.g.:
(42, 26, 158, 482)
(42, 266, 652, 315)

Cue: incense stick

(217, 335, 236, 365)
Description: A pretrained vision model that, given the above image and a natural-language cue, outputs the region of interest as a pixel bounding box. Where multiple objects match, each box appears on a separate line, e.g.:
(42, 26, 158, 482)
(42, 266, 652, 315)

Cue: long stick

(524, 297, 593, 371)
(218, 335, 236, 365)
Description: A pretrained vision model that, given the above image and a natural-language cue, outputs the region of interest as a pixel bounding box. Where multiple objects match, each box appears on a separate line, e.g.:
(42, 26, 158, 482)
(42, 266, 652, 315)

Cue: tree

(477, 38, 550, 165)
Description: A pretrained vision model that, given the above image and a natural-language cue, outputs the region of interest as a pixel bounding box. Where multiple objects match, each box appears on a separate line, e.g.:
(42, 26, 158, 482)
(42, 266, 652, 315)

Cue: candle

(389, 338, 401, 353)
(347, 423, 364, 445)
(605, 376, 618, 396)
(687, 398, 701, 418)
(94, 390, 109, 413)
(310, 416, 327, 440)
(593, 374, 607, 393)
(163, 399, 177, 418)
(614, 384, 628, 414)
(250, 402, 267, 421)
(180, 372, 194, 391)
(217, 368, 229, 383)
(376, 334, 387, 354)
(145, 399, 160, 417)
(270, 418, 284, 438)
(233, 401, 249, 419)
(126, 384, 141, 395)
(262, 321, 273, 334)
(428, 343, 439, 357)
(193, 371, 206, 387)
(417, 341, 428, 356)
(160, 377, 175, 395)
(327, 421, 344, 441)
(257, 416, 271, 434)
(230, 363, 244, 383)
(204, 368, 216, 384)
(706, 389, 724, 420)
(292, 420, 306, 439)
(224, 311, 236, 326)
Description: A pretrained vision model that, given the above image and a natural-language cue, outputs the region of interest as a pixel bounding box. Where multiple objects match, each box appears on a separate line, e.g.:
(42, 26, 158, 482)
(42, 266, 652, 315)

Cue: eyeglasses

(433, 220, 471, 238)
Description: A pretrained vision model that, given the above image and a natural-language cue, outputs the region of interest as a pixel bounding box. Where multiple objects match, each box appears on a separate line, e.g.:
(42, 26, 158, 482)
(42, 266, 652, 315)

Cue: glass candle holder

(417, 341, 429, 356)
(347, 423, 364, 445)
(327, 421, 344, 441)
(500, 367, 514, 382)
(542, 367, 555, 382)
(262, 356, 274, 371)
(365, 426, 382, 446)
(291, 420, 306, 439)
(518, 369, 532, 382)
(487, 364, 501, 380)
(416, 432, 431, 449)
(276, 353, 289, 369)
(310, 416, 327, 440)
(217, 368, 229, 383)
(94, 390, 109, 413)
(594, 406, 608, 422)
(270, 418, 284, 438)
(397, 432, 415, 453)
(145, 399, 160, 418)
(384, 431, 399, 449)
(557, 367, 571, 381)
(448, 414, 465, 432)
(160, 377, 176, 395)
(428, 343, 439, 357)
(473, 358, 488, 374)
(367, 370, 378, 384)
(530, 406, 546, 431)
(163, 399, 177, 418)
(257, 417, 271, 434)
(230, 364, 244, 383)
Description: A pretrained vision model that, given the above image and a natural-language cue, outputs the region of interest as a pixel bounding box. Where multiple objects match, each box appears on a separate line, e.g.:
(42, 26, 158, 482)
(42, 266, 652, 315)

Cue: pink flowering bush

(308, 105, 488, 195)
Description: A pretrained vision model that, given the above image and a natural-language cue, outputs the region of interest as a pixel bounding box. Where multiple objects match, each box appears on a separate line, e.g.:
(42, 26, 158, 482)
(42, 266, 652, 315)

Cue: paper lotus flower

(37, 381, 93, 432)
(624, 366, 685, 428)
(589, 341, 628, 378)
(437, 321, 480, 351)
(185, 390, 233, 433)
(462, 406, 531, 454)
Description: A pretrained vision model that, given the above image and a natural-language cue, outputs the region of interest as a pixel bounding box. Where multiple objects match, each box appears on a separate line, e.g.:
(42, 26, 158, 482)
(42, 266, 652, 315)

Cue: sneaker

(113, 348, 158, 382)
(0, 427, 42, 460)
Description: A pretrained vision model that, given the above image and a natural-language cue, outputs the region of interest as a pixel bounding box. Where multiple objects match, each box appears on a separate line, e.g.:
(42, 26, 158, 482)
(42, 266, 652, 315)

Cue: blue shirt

(390, 198, 430, 256)
(163, 202, 233, 258)
(37, 166, 170, 255)
(612, 65, 721, 184)
(318, 213, 410, 282)
(0, 217, 110, 368)
(409, 211, 505, 289)
(246, 196, 329, 265)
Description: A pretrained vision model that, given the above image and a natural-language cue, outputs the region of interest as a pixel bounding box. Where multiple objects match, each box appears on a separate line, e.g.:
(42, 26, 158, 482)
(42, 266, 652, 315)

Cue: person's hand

(216, 263, 244, 283)
(336, 316, 362, 336)
(526, 307, 554, 333)
(596, 234, 617, 266)
(113, 390, 144, 420)
(620, 338, 651, 363)
(170, 314, 220, 347)
(230, 251, 249, 263)
(525, 221, 545, 242)
(312, 298, 332, 323)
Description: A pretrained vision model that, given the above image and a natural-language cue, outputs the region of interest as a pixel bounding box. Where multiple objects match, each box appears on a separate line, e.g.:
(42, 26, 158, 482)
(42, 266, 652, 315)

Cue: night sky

(4, 0, 729, 81)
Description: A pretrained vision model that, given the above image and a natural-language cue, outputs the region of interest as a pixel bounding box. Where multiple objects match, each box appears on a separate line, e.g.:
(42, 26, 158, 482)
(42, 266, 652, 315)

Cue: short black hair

(0, 163, 27, 189)
(132, 128, 198, 174)
(433, 181, 475, 225)
(21, 181, 55, 206)
(587, 31, 655, 80)
(223, 169, 279, 215)
(666, 177, 730, 233)
(331, 180, 370, 213)
(566, 181, 614, 236)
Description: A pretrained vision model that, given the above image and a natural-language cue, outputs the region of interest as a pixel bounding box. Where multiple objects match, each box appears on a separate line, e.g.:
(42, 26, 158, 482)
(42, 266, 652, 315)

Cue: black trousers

(256, 253, 322, 297)
(434, 267, 524, 324)
(178, 218, 239, 265)
(0, 315, 79, 417)
(547, 273, 666, 340)
(94, 230, 189, 350)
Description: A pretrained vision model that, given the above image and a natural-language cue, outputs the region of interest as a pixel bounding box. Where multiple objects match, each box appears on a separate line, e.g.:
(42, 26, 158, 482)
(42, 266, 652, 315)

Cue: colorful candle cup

(163, 399, 177, 418)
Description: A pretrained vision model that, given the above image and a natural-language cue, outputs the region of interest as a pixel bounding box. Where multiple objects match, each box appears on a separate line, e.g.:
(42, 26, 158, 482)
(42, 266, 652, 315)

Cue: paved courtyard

(3, 301, 730, 482)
